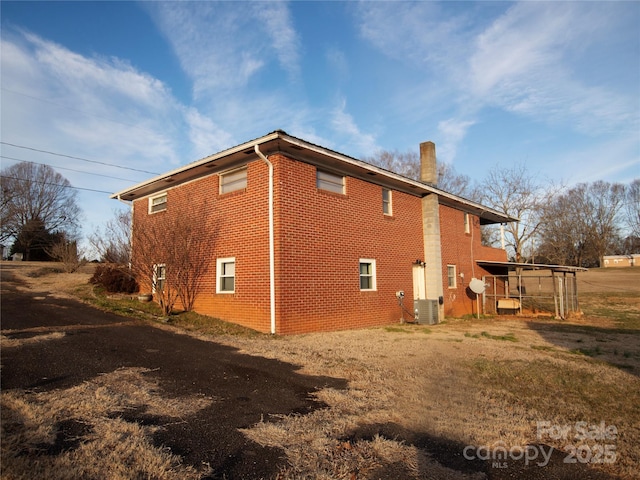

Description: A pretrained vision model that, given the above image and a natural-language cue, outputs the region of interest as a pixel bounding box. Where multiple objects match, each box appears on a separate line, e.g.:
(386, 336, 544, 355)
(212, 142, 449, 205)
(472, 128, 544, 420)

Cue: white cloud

(436, 118, 476, 164)
(147, 1, 300, 99)
(0, 30, 210, 236)
(185, 108, 235, 160)
(330, 98, 379, 156)
(468, 2, 638, 134)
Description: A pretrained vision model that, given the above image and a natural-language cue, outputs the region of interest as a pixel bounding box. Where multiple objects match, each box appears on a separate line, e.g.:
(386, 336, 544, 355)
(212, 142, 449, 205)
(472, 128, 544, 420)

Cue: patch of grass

(570, 346, 602, 357)
(469, 357, 639, 420)
(27, 267, 64, 277)
(580, 292, 640, 330)
(166, 311, 260, 337)
(384, 326, 413, 333)
(531, 345, 556, 352)
(79, 286, 260, 337)
(464, 332, 480, 339)
(480, 331, 518, 342)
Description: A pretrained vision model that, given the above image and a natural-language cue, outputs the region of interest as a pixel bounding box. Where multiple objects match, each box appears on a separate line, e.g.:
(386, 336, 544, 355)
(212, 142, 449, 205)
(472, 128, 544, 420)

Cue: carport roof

(477, 260, 588, 273)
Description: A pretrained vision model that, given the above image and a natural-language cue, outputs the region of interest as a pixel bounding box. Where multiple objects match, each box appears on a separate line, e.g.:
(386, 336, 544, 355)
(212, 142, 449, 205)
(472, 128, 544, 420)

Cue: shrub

(89, 264, 138, 293)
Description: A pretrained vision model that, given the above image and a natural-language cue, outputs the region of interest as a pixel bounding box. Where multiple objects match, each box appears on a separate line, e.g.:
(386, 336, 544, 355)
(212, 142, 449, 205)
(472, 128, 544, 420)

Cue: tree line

(366, 150, 639, 268)
(2, 157, 638, 276)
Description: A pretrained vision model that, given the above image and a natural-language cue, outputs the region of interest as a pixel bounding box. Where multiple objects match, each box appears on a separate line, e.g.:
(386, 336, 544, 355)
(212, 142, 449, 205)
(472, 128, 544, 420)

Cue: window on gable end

(464, 213, 471, 234)
(219, 167, 247, 194)
(317, 170, 345, 194)
(382, 188, 392, 215)
(149, 193, 167, 214)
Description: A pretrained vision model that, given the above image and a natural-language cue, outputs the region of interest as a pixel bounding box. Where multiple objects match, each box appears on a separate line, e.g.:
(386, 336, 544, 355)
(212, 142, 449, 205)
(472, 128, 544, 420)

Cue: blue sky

(1, 1, 639, 248)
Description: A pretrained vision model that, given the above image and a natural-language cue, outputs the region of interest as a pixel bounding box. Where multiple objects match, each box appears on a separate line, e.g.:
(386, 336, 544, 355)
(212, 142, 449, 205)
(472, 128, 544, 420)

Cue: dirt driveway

(0, 265, 346, 479)
(2, 263, 635, 479)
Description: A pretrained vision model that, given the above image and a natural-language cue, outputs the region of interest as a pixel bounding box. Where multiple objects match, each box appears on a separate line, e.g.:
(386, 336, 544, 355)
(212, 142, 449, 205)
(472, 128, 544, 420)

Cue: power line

(1, 87, 141, 130)
(0, 142, 160, 175)
(0, 156, 138, 183)
(0, 174, 113, 195)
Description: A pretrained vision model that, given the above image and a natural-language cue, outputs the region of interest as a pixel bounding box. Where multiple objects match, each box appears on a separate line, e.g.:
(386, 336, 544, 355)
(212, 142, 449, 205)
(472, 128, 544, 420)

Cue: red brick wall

(131, 152, 507, 333)
(272, 154, 424, 334)
(439, 206, 507, 316)
(132, 161, 272, 332)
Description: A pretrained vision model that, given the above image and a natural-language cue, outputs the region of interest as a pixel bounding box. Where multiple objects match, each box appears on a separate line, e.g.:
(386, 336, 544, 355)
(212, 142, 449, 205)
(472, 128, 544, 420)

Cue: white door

(412, 264, 426, 300)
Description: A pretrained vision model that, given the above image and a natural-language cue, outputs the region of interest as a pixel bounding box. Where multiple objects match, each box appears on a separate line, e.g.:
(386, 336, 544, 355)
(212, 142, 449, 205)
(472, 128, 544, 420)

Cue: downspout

(254, 145, 276, 335)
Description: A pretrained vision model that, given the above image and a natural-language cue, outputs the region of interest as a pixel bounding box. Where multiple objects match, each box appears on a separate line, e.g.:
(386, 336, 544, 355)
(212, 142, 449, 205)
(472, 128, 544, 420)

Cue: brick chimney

(420, 141, 437, 185)
(419, 140, 444, 322)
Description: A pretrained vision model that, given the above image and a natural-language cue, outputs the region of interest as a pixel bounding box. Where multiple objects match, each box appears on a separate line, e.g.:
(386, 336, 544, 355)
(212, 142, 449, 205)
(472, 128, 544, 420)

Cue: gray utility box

(414, 299, 439, 325)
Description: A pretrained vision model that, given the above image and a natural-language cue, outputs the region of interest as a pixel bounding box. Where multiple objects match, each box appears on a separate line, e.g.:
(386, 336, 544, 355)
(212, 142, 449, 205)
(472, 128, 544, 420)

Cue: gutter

(254, 145, 276, 335)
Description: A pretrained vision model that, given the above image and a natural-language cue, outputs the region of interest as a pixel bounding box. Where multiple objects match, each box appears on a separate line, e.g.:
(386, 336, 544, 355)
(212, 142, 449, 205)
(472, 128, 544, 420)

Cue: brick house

(112, 130, 514, 334)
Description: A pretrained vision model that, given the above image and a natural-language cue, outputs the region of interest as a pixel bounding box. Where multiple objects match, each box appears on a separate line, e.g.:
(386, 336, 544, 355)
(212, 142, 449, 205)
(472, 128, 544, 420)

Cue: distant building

(603, 254, 639, 268)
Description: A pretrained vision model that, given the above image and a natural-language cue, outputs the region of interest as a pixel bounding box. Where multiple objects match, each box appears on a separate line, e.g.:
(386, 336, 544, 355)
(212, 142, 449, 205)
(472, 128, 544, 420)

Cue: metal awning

(477, 260, 588, 273)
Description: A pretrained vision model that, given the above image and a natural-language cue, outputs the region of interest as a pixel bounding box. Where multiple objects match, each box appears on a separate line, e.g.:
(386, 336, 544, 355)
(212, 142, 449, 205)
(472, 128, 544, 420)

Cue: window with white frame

(464, 213, 470, 234)
(447, 265, 457, 288)
(317, 170, 345, 194)
(216, 257, 236, 293)
(359, 259, 377, 291)
(149, 193, 167, 214)
(219, 167, 247, 194)
(382, 188, 392, 215)
(153, 264, 166, 293)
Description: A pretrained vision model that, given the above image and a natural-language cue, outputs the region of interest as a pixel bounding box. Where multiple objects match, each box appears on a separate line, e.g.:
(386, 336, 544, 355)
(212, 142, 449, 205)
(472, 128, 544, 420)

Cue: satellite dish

(469, 278, 485, 294)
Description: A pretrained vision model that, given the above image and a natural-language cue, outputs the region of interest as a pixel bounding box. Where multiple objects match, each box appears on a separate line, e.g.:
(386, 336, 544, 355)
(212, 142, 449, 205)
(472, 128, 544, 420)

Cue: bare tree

(1, 162, 81, 256)
(364, 149, 477, 198)
(538, 181, 625, 267)
(46, 236, 87, 273)
(89, 208, 131, 264)
(477, 164, 556, 262)
(624, 179, 640, 238)
(130, 201, 216, 315)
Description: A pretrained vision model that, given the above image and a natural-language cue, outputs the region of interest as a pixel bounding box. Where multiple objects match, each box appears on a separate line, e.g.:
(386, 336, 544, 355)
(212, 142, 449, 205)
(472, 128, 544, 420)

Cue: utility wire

(0, 174, 113, 194)
(1, 87, 141, 130)
(0, 156, 138, 183)
(0, 142, 160, 175)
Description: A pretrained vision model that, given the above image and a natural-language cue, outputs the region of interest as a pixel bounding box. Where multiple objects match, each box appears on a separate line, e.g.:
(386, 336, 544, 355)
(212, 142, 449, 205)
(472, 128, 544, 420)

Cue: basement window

(382, 188, 392, 215)
(153, 264, 166, 293)
(219, 167, 247, 194)
(149, 193, 167, 213)
(317, 170, 345, 194)
(217, 257, 236, 293)
(359, 259, 377, 291)
(447, 265, 457, 288)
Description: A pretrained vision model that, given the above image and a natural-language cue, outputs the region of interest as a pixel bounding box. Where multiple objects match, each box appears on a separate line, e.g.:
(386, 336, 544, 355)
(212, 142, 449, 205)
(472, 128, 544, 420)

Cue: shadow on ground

(346, 423, 621, 479)
(1, 269, 347, 479)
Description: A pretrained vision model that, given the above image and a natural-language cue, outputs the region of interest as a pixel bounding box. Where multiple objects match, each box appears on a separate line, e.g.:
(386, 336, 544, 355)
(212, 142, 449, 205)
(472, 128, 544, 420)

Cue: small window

(149, 193, 167, 213)
(217, 257, 236, 293)
(464, 213, 470, 234)
(359, 259, 377, 291)
(317, 170, 345, 194)
(382, 188, 392, 215)
(153, 264, 166, 293)
(447, 265, 457, 288)
(220, 167, 247, 194)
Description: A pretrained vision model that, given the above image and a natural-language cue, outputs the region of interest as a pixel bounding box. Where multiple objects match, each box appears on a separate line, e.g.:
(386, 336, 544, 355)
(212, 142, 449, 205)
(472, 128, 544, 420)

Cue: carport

(476, 261, 588, 320)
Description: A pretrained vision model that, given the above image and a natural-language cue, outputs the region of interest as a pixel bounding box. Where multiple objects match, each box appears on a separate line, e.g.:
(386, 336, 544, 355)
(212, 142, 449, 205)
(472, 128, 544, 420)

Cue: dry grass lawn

(2, 262, 639, 479)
